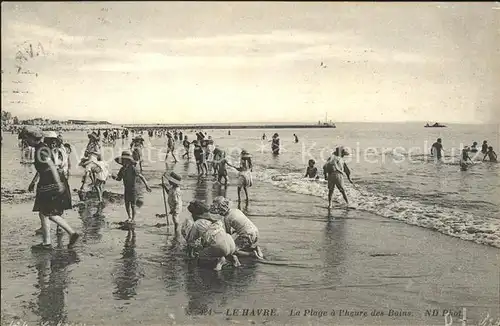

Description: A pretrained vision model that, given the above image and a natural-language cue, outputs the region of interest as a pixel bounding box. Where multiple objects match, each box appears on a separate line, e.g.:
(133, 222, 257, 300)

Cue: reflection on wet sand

(212, 182, 228, 200)
(32, 237, 79, 325)
(77, 201, 105, 242)
(184, 261, 258, 315)
(113, 229, 143, 300)
(322, 215, 347, 284)
(160, 232, 185, 295)
(194, 177, 209, 203)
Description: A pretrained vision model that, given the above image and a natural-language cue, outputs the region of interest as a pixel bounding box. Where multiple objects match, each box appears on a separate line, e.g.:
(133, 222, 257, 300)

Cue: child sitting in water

(460, 147, 473, 171)
(112, 151, 152, 224)
(305, 159, 319, 179)
(162, 172, 183, 234)
(483, 146, 498, 162)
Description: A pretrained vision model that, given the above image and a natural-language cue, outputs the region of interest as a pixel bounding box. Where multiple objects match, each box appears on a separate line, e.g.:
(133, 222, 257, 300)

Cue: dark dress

(116, 165, 143, 205)
(32, 143, 72, 216)
(271, 138, 280, 154)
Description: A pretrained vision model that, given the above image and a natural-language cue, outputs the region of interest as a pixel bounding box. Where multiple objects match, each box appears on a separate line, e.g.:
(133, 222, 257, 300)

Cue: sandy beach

(1, 134, 498, 325)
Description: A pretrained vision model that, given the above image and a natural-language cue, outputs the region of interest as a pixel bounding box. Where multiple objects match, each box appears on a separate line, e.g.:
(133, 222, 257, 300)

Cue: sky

(1, 2, 499, 124)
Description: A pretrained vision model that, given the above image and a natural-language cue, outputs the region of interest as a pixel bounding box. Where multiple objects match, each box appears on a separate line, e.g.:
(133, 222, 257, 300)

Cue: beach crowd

(10, 125, 498, 270)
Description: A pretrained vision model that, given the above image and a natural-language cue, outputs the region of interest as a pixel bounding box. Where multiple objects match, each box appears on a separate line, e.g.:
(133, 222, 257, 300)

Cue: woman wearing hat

(227, 149, 253, 203)
(112, 151, 152, 224)
(24, 126, 80, 250)
(209, 196, 264, 259)
(183, 200, 240, 271)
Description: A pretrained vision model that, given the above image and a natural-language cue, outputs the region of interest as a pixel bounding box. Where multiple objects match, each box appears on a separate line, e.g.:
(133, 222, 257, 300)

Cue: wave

(252, 168, 500, 248)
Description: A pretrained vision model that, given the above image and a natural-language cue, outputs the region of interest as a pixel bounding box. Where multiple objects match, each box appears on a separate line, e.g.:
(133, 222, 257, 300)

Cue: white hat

(44, 131, 58, 139)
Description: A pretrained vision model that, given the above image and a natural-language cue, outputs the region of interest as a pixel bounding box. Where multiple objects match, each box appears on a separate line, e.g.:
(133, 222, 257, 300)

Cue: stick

(161, 174, 170, 226)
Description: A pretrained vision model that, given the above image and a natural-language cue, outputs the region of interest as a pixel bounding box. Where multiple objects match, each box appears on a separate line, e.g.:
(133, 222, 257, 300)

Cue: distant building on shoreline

(67, 119, 111, 125)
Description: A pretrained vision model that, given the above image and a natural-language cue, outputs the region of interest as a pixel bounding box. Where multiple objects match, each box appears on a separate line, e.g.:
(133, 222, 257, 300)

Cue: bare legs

(125, 201, 136, 223)
(38, 213, 79, 248)
(327, 186, 349, 208)
(237, 186, 249, 204)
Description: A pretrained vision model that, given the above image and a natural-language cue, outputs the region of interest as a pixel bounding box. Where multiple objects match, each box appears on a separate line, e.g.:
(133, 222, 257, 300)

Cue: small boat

(425, 122, 447, 128)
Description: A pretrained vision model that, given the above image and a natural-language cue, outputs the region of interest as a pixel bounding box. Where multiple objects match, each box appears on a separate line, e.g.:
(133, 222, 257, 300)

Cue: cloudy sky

(1, 2, 499, 124)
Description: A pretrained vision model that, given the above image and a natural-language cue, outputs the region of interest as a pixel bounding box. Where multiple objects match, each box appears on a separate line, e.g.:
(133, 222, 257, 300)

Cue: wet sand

(1, 159, 499, 326)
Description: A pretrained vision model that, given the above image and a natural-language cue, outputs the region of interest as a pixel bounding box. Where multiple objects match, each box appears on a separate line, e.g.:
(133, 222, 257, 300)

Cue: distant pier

(122, 123, 336, 130)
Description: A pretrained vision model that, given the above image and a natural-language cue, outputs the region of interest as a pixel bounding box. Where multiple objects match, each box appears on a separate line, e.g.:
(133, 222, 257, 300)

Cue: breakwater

(122, 123, 336, 130)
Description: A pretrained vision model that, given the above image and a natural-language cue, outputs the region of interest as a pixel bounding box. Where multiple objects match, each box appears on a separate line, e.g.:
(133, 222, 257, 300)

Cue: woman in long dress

(25, 127, 80, 250)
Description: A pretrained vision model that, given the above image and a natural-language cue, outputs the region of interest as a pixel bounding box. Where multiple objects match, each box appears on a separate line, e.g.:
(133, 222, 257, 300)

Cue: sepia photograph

(1, 1, 499, 325)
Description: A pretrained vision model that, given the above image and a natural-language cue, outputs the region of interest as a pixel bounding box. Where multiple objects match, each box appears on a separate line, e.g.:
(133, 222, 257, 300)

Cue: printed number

(185, 308, 213, 316)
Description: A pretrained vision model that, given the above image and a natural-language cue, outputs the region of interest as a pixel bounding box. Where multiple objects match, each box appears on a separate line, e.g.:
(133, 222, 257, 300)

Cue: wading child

(459, 147, 473, 171)
(483, 146, 498, 162)
(214, 151, 229, 185)
(80, 152, 109, 203)
(305, 159, 319, 179)
(323, 147, 352, 209)
(165, 132, 178, 164)
(193, 141, 207, 175)
(182, 136, 190, 160)
(227, 150, 253, 203)
(212, 145, 223, 176)
(112, 151, 151, 224)
(162, 172, 183, 234)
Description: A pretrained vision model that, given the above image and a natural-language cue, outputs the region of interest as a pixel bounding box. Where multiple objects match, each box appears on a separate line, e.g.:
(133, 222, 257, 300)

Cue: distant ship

(318, 113, 336, 128)
(425, 122, 447, 128)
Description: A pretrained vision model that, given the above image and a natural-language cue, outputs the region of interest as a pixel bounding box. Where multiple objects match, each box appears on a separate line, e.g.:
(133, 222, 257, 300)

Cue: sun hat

(114, 151, 136, 165)
(187, 200, 210, 216)
(166, 171, 182, 185)
(44, 131, 58, 139)
(209, 196, 232, 216)
(273, 133, 279, 137)
(241, 149, 252, 158)
(88, 131, 99, 140)
(21, 126, 43, 139)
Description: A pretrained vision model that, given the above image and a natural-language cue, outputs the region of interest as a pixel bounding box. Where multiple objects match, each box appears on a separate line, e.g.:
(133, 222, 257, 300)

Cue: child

(182, 136, 190, 159)
(323, 147, 352, 209)
(459, 147, 473, 171)
(470, 142, 478, 153)
(214, 151, 229, 185)
(206, 136, 215, 174)
(483, 146, 498, 162)
(162, 172, 183, 234)
(80, 152, 109, 203)
(130, 136, 145, 172)
(193, 141, 207, 175)
(212, 145, 223, 176)
(227, 150, 253, 203)
(305, 159, 319, 179)
(112, 151, 151, 224)
(63, 143, 72, 179)
(165, 132, 178, 163)
(481, 141, 488, 154)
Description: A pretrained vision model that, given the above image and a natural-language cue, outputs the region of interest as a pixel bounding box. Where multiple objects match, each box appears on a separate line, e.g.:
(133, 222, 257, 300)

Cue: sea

(1, 122, 499, 326)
